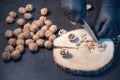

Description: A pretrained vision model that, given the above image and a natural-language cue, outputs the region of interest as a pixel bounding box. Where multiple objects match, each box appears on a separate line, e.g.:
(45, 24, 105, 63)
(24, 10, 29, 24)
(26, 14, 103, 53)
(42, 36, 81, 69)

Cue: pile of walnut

(2, 4, 58, 61)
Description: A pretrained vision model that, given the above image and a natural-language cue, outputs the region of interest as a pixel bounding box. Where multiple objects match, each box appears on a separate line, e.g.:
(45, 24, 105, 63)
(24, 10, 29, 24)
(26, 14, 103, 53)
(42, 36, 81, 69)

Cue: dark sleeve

(102, 0, 120, 6)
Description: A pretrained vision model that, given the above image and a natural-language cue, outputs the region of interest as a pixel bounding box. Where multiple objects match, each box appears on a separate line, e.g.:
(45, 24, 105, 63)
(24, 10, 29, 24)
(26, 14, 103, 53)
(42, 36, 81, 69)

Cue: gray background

(0, 0, 120, 80)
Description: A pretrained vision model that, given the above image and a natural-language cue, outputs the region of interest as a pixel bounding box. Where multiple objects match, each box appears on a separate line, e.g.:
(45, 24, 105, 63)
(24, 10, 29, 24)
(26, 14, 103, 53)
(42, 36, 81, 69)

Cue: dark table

(0, 0, 120, 80)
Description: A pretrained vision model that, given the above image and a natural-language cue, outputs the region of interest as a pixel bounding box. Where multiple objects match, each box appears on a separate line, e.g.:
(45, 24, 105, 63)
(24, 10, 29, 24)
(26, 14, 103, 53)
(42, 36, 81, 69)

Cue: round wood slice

(53, 29, 114, 75)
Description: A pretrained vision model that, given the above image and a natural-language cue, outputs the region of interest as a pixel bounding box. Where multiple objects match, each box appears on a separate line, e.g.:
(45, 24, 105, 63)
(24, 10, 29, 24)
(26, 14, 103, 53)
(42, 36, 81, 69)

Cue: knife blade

(81, 19, 99, 43)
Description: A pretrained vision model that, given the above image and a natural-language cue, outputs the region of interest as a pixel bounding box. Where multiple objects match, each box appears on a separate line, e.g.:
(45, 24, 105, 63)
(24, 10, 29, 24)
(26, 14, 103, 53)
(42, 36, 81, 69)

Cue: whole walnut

(25, 4, 34, 12)
(44, 20, 52, 27)
(2, 51, 11, 61)
(49, 25, 57, 33)
(23, 31, 31, 39)
(18, 7, 26, 14)
(25, 39, 34, 46)
(32, 20, 43, 28)
(44, 40, 53, 49)
(32, 35, 39, 41)
(40, 8, 48, 16)
(30, 31, 35, 37)
(4, 45, 14, 52)
(49, 34, 56, 41)
(9, 11, 17, 18)
(8, 38, 16, 46)
(24, 23, 31, 29)
(6, 16, 14, 24)
(13, 28, 22, 37)
(28, 43, 38, 52)
(16, 18, 26, 26)
(30, 23, 39, 33)
(17, 33, 25, 40)
(5, 30, 13, 38)
(36, 30, 44, 38)
(39, 16, 46, 23)
(11, 50, 21, 60)
(15, 45, 24, 53)
(36, 39, 44, 47)
(41, 26, 49, 32)
(16, 39, 24, 46)
(45, 30, 53, 38)
(23, 13, 33, 20)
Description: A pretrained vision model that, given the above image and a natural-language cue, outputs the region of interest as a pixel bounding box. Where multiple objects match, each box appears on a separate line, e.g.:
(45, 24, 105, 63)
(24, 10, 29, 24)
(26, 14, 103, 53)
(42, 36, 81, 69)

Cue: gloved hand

(95, 0, 120, 38)
(61, 0, 86, 23)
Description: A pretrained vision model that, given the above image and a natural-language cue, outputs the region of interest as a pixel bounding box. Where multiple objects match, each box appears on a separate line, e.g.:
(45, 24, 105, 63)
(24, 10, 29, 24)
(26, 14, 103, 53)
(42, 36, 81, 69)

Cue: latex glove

(95, 0, 120, 38)
(61, 0, 86, 23)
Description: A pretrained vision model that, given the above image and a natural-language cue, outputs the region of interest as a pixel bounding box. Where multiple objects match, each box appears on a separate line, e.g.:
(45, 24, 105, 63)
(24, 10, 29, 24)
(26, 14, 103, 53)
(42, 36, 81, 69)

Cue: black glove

(95, 0, 120, 38)
(61, 0, 86, 23)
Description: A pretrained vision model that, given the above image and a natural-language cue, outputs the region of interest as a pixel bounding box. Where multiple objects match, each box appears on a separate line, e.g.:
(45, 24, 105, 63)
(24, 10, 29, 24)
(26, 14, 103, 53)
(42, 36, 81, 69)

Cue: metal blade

(81, 19, 99, 43)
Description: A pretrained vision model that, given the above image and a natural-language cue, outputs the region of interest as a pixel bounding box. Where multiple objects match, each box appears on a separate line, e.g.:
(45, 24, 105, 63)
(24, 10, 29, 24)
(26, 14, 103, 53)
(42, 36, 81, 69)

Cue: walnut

(13, 28, 22, 37)
(49, 34, 56, 41)
(30, 23, 39, 32)
(25, 4, 34, 12)
(11, 50, 21, 60)
(23, 27, 30, 32)
(24, 23, 31, 29)
(2, 51, 11, 61)
(16, 18, 26, 26)
(40, 8, 48, 16)
(44, 40, 53, 49)
(68, 34, 76, 42)
(17, 33, 25, 40)
(5, 30, 13, 38)
(36, 39, 44, 47)
(58, 29, 67, 36)
(6, 16, 14, 24)
(4, 45, 14, 52)
(32, 35, 39, 41)
(32, 20, 43, 28)
(49, 25, 57, 33)
(30, 31, 35, 37)
(8, 38, 16, 46)
(86, 4, 92, 11)
(25, 39, 34, 46)
(23, 13, 33, 20)
(41, 26, 49, 32)
(23, 31, 31, 39)
(15, 45, 24, 53)
(44, 20, 52, 27)
(39, 16, 46, 23)
(60, 48, 69, 56)
(36, 30, 44, 38)
(28, 43, 38, 52)
(16, 39, 24, 46)
(9, 11, 17, 18)
(45, 30, 53, 38)
(18, 7, 26, 14)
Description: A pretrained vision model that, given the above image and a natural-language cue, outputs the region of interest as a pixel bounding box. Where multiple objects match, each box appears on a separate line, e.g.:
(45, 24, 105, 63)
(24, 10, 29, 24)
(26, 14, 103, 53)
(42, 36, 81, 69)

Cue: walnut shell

(32, 35, 39, 41)
(15, 45, 24, 53)
(9, 11, 17, 18)
(36, 39, 44, 47)
(44, 20, 52, 27)
(25, 4, 34, 12)
(40, 8, 48, 16)
(68, 34, 76, 42)
(8, 38, 16, 46)
(5, 30, 13, 38)
(2, 51, 11, 61)
(25, 39, 34, 46)
(41, 26, 49, 32)
(60, 48, 69, 56)
(6, 16, 14, 24)
(13, 28, 22, 37)
(4, 45, 14, 52)
(44, 40, 53, 49)
(28, 43, 38, 52)
(16, 18, 26, 26)
(49, 25, 57, 33)
(30, 23, 39, 32)
(45, 30, 53, 38)
(23, 13, 32, 20)
(11, 50, 21, 60)
(16, 39, 24, 45)
(18, 7, 26, 14)
(49, 34, 56, 41)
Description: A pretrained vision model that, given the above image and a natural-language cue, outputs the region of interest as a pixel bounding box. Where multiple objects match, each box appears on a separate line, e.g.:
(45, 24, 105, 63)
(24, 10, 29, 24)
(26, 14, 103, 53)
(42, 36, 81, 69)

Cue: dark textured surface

(0, 0, 120, 80)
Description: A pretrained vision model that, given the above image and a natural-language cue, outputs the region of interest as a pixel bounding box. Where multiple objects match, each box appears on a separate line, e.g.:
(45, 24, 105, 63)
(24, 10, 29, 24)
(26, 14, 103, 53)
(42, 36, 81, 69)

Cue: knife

(81, 19, 99, 43)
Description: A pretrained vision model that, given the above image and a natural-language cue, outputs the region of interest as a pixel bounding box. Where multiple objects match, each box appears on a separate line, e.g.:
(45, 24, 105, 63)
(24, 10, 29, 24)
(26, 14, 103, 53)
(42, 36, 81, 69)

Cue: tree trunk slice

(53, 29, 114, 75)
